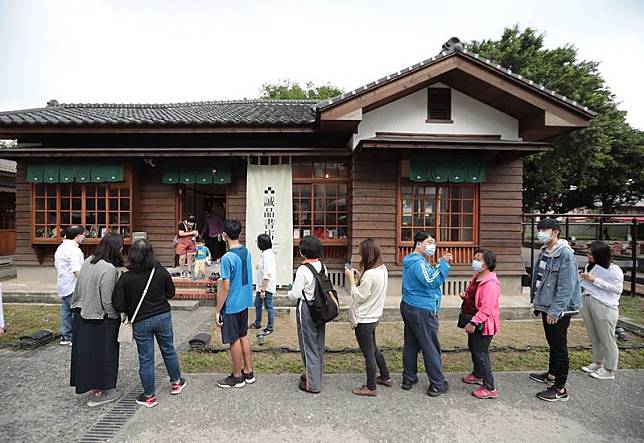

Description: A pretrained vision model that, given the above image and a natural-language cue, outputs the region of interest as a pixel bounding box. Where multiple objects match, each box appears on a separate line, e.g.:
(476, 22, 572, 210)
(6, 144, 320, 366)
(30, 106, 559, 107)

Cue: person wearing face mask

(400, 231, 453, 396)
(176, 215, 199, 277)
(529, 218, 581, 402)
(458, 249, 501, 399)
(54, 225, 86, 346)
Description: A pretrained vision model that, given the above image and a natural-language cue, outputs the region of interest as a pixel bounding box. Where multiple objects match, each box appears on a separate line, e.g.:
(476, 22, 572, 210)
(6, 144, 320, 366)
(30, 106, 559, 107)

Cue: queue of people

(56, 216, 624, 409)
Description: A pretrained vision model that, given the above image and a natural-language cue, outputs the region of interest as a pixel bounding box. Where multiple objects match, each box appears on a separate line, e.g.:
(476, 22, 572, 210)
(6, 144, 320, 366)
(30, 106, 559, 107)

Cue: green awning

(43, 165, 60, 183)
(76, 166, 91, 183)
(59, 165, 77, 183)
(179, 172, 196, 184)
(161, 170, 179, 184)
(161, 160, 232, 185)
(409, 153, 486, 183)
(26, 165, 44, 183)
(26, 162, 124, 183)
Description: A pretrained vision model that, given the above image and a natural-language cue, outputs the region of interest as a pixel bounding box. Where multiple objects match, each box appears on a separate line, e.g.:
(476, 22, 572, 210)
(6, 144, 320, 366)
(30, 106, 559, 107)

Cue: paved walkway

(114, 371, 644, 443)
(1, 306, 643, 442)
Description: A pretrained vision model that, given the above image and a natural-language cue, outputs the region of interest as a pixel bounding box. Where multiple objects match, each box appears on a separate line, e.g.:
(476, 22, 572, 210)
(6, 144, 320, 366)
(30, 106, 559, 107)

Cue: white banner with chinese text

(245, 164, 293, 287)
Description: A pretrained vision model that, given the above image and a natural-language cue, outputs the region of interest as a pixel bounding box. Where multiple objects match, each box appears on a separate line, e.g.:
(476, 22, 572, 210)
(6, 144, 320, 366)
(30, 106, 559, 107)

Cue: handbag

(118, 268, 156, 344)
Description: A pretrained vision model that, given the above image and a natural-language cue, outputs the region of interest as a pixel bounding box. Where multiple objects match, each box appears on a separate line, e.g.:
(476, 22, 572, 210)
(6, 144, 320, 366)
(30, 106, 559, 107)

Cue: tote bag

(117, 268, 155, 344)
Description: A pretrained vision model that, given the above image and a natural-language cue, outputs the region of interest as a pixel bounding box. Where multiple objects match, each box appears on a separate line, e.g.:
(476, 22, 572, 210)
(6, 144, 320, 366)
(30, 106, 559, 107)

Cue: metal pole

(599, 217, 604, 241)
(565, 217, 570, 241)
(530, 217, 535, 278)
(632, 218, 638, 297)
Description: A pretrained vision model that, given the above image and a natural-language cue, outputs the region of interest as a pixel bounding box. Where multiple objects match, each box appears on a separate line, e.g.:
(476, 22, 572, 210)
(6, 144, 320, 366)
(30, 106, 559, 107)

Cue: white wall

(353, 84, 520, 147)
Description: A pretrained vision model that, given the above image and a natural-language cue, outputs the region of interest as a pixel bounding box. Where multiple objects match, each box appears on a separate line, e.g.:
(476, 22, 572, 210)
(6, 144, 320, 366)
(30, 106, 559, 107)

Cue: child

(250, 234, 277, 335)
(193, 238, 211, 280)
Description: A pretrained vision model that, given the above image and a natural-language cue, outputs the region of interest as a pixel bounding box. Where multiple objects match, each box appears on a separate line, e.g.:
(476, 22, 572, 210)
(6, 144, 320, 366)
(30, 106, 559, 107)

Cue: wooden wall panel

(138, 169, 176, 267)
(350, 152, 400, 272)
(226, 162, 247, 243)
(479, 158, 525, 273)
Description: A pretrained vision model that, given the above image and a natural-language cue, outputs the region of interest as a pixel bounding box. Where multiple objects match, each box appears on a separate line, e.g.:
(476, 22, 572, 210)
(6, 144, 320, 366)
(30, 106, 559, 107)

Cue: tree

(260, 80, 343, 100)
(467, 26, 644, 213)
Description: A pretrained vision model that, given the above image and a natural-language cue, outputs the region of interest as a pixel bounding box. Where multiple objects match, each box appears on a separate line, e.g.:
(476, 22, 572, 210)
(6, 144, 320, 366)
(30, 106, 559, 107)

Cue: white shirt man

(54, 226, 85, 345)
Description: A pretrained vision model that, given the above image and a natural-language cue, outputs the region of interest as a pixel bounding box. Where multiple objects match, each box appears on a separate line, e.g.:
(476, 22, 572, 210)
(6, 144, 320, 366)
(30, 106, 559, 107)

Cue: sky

(1, 0, 643, 129)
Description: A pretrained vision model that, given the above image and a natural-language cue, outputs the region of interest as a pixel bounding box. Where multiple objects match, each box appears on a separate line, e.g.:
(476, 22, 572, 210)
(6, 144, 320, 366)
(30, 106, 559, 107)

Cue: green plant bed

(0, 304, 60, 347)
(180, 348, 644, 374)
(620, 296, 644, 325)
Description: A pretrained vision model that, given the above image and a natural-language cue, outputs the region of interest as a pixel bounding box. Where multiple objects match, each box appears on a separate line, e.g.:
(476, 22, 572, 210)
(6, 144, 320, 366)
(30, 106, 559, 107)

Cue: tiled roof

(0, 100, 318, 127)
(315, 45, 596, 117)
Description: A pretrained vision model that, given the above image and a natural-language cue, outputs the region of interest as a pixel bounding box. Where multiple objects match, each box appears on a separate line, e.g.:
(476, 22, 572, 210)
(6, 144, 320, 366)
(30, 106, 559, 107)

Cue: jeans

(253, 291, 275, 330)
(400, 301, 446, 389)
(468, 331, 495, 390)
(541, 312, 571, 390)
(60, 294, 74, 340)
(133, 311, 181, 396)
(355, 322, 390, 390)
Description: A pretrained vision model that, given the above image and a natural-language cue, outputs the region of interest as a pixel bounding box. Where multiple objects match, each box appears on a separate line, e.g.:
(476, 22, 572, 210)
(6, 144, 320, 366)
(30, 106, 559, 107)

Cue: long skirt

(70, 314, 120, 394)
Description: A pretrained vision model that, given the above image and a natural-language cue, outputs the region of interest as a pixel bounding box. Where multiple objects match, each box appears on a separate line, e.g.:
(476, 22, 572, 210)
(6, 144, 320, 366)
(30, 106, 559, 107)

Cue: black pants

(542, 312, 571, 389)
(354, 322, 390, 390)
(467, 331, 495, 390)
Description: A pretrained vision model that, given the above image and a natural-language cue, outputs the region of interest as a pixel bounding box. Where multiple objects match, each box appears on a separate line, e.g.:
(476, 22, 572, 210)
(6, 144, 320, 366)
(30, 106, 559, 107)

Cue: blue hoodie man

(400, 231, 453, 396)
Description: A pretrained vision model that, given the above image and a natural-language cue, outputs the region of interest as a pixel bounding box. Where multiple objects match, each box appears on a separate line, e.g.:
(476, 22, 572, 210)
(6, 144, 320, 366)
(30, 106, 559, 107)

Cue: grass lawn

(0, 304, 60, 346)
(619, 296, 644, 325)
(180, 313, 644, 373)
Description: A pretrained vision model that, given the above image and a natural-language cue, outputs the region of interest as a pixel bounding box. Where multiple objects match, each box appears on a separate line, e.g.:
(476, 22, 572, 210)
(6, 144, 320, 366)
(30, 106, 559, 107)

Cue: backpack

(302, 262, 340, 326)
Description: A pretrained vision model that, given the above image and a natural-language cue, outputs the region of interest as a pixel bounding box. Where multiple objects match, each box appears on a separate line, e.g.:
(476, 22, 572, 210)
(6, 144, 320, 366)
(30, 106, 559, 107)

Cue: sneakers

(243, 371, 256, 384)
(352, 385, 378, 397)
(249, 323, 262, 330)
(136, 393, 158, 408)
(529, 372, 555, 384)
(401, 378, 418, 390)
(427, 381, 449, 397)
(376, 376, 394, 387)
(462, 373, 484, 385)
(472, 386, 498, 399)
(261, 329, 273, 336)
(537, 386, 569, 402)
(87, 388, 121, 407)
(590, 368, 616, 380)
(59, 338, 72, 347)
(171, 378, 187, 395)
(217, 373, 246, 388)
(581, 363, 602, 374)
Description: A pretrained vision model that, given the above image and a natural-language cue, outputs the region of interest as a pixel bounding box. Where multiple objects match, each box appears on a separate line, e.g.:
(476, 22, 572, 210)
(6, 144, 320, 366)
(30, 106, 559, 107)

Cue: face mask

(472, 259, 484, 272)
(537, 230, 552, 244)
(77, 234, 85, 244)
(424, 243, 436, 257)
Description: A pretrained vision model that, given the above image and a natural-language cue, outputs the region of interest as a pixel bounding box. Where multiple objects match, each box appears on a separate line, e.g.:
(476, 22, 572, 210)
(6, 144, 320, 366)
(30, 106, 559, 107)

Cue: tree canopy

(259, 80, 343, 100)
(467, 26, 644, 213)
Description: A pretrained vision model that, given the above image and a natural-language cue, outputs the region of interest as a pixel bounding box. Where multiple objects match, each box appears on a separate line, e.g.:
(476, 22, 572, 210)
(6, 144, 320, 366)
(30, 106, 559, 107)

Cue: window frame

(426, 87, 453, 123)
(31, 181, 134, 245)
(292, 160, 349, 246)
(396, 162, 479, 249)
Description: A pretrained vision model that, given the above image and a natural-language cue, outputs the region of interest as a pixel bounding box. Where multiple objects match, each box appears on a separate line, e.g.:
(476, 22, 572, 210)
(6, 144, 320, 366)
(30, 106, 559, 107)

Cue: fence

(523, 214, 642, 296)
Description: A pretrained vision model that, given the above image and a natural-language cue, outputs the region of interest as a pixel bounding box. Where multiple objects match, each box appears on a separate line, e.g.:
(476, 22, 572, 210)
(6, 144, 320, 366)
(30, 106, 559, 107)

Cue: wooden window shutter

(427, 88, 451, 121)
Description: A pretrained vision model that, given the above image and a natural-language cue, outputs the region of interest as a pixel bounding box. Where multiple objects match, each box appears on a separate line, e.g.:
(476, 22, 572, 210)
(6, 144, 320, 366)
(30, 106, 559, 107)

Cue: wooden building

(0, 40, 594, 296)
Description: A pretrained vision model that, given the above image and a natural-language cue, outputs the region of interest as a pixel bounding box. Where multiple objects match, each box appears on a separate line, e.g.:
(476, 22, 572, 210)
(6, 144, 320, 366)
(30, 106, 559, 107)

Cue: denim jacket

(530, 240, 581, 317)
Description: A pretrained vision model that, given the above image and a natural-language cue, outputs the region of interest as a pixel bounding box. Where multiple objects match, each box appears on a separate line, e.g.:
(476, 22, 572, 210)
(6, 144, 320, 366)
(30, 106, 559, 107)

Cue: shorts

(220, 309, 249, 344)
(175, 237, 196, 256)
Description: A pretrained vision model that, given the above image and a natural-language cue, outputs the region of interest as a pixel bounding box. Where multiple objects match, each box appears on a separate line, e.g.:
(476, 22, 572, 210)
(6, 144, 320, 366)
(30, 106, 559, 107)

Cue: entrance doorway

(177, 183, 227, 260)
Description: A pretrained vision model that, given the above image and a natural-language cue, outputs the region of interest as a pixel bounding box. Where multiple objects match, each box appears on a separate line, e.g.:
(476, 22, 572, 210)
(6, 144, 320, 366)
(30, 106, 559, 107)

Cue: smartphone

(344, 262, 353, 271)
